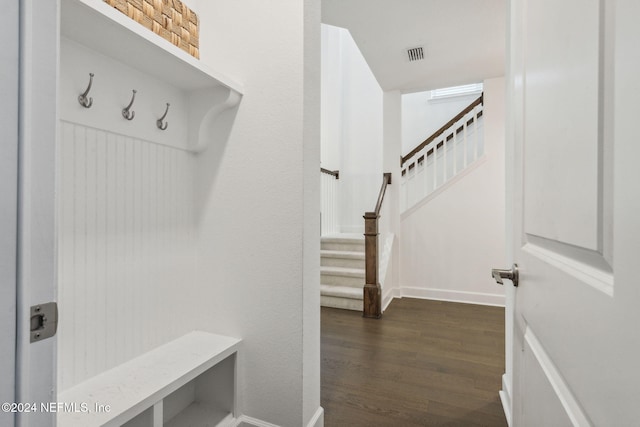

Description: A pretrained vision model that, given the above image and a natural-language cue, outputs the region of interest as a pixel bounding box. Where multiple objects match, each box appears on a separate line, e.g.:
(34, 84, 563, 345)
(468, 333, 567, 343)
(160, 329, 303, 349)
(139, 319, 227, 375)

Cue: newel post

(363, 211, 381, 318)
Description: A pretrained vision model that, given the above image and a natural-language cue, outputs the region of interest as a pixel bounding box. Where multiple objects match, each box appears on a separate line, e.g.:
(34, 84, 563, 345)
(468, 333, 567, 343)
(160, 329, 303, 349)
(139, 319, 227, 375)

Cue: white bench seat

(58, 331, 241, 427)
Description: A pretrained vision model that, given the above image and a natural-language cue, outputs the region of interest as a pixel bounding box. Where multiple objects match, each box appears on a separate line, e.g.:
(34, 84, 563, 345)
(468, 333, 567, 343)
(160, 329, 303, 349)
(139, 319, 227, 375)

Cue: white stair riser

(321, 273, 364, 287)
(320, 242, 365, 252)
(321, 257, 365, 269)
(320, 236, 366, 312)
(321, 296, 362, 311)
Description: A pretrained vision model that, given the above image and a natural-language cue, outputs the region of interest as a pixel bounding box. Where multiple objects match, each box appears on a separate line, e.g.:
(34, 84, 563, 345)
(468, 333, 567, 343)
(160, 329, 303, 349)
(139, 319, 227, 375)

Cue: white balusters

(477, 110, 485, 157)
(321, 170, 339, 235)
(400, 170, 407, 211)
(455, 125, 464, 174)
(436, 140, 444, 188)
(415, 156, 425, 205)
(425, 151, 434, 196)
(445, 135, 454, 181)
(407, 163, 417, 208)
(400, 101, 484, 212)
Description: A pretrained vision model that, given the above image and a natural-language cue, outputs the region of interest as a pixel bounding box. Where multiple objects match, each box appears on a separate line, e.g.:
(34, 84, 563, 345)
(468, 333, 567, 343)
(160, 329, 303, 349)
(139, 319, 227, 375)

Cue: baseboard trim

(382, 287, 400, 312)
(306, 407, 324, 427)
(234, 415, 281, 427)
(499, 374, 512, 426)
(234, 407, 323, 427)
(397, 286, 505, 307)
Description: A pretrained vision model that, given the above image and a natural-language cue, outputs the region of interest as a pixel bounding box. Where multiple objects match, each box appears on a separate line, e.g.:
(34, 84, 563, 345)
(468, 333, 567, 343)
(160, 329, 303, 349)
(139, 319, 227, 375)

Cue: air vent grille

(407, 47, 424, 62)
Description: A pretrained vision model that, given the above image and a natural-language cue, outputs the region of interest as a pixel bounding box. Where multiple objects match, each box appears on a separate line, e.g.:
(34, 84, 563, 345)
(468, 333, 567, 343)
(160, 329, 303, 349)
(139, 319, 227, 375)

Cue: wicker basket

(104, 0, 199, 58)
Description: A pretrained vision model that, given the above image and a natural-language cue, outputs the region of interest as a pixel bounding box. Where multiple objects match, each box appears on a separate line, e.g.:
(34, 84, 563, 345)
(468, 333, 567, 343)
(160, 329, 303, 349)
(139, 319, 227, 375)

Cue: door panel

(509, 0, 640, 425)
(523, 0, 601, 251)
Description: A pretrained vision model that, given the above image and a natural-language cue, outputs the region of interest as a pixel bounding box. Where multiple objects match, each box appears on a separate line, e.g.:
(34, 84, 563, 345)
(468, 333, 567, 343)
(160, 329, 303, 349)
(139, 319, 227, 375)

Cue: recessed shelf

(164, 402, 234, 427)
(60, 0, 243, 94)
(121, 407, 154, 427)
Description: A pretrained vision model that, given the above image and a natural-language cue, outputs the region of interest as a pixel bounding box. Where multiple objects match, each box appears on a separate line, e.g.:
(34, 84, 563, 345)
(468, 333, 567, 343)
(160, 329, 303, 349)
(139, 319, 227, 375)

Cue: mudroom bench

(58, 331, 241, 427)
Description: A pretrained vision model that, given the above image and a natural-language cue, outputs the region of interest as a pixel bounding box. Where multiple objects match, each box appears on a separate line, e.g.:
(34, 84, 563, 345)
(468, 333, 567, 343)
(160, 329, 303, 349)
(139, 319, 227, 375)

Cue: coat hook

(157, 103, 170, 130)
(122, 90, 137, 120)
(78, 73, 94, 108)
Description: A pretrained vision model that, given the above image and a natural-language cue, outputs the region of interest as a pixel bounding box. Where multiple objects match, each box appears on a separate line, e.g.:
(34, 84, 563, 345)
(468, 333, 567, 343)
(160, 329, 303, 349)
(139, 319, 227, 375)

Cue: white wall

(302, 1, 322, 425)
(321, 25, 383, 233)
(320, 25, 342, 171)
(381, 91, 402, 308)
(399, 77, 506, 306)
(402, 91, 480, 156)
(190, 1, 321, 426)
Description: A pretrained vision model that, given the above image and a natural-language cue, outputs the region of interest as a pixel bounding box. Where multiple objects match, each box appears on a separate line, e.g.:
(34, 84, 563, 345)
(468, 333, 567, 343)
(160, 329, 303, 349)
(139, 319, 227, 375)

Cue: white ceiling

(322, 0, 507, 94)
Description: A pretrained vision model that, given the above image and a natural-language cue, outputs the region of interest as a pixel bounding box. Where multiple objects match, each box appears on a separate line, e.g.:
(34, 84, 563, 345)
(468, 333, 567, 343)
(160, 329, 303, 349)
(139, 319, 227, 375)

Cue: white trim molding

(398, 286, 505, 307)
(499, 373, 513, 426)
(382, 287, 400, 312)
(234, 415, 281, 427)
(430, 83, 484, 101)
(306, 407, 324, 427)
(524, 327, 592, 426)
(234, 407, 324, 427)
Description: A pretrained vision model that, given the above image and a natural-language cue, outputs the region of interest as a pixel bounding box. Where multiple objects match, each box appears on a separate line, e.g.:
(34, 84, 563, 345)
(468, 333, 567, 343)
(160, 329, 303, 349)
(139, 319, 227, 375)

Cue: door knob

(491, 264, 519, 287)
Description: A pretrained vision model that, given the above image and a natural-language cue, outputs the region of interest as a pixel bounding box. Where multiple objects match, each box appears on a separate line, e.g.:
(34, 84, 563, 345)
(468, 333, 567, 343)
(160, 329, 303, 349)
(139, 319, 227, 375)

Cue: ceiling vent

(407, 46, 424, 62)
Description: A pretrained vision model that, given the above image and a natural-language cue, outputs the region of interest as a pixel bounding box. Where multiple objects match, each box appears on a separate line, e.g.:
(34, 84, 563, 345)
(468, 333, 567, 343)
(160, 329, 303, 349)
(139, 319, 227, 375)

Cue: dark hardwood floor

(321, 298, 507, 427)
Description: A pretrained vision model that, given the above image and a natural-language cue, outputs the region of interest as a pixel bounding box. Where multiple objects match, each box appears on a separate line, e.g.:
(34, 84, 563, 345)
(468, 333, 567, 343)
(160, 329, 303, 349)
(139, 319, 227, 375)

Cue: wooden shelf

(57, 331, 241, 427)
(60, 0, 243, 94)
(60, 0, 243, 153)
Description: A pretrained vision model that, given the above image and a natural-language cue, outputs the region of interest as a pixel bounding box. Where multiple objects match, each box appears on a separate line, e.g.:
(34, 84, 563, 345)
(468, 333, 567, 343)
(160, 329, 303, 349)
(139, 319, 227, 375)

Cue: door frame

(16, 1, 59, 426)
(499, 1, 520, 424)
(1, 1, 20, 426)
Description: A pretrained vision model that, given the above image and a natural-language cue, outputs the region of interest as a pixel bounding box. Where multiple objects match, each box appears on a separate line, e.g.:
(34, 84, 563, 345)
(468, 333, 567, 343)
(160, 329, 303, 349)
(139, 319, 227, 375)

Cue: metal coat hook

(78, 73, 94, 108)
(122, 90, 137, 120)
(157, 103, 170, 130)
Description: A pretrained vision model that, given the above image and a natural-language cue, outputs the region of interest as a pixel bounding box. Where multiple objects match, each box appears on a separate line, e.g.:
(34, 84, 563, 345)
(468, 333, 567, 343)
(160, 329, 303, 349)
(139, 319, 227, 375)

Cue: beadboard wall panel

(57, 121, 197, 392)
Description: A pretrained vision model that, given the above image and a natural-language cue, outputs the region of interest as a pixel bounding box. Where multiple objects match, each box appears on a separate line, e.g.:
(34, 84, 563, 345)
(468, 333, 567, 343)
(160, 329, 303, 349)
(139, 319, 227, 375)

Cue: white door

(506, 0, 640, 425)
(1, 2, 20, 426)
(16, 2, 59, 426)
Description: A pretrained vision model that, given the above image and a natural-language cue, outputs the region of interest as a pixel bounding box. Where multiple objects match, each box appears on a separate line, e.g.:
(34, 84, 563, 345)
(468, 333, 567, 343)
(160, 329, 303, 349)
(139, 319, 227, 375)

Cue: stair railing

(400, 94, 484, 211)
(320, 168, 340, 235)
(363, 172, 392, 318)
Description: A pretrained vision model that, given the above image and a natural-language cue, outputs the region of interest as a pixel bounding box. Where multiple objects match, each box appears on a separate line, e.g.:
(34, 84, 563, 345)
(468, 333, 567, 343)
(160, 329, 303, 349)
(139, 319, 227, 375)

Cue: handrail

(363, 172, 392, 319)
(320, 167, 339, 179)
(401, 94, 483, 167)
(373, 172, 392, 214)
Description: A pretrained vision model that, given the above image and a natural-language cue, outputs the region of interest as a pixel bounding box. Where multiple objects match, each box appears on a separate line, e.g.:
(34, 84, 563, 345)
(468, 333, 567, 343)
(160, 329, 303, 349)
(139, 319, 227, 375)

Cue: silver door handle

(491, 264, 519, 287)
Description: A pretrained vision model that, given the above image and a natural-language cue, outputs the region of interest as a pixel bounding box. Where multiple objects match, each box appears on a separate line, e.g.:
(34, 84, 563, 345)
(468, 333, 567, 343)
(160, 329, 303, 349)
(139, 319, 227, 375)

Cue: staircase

(320, 234, 365, 311)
